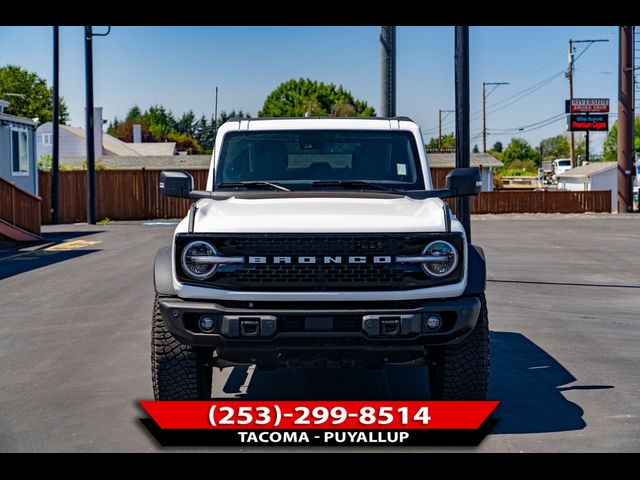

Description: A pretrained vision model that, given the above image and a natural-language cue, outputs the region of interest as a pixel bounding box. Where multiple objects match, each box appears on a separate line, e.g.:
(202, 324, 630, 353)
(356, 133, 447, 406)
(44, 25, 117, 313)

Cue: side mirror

(445, 168, 482, 196)
(160, 170, 194, 198)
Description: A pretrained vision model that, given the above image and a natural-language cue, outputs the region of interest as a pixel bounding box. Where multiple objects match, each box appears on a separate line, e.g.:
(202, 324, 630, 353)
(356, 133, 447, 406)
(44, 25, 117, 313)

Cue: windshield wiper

(217, 181, 291, 192)
(312, 180, 402, 194)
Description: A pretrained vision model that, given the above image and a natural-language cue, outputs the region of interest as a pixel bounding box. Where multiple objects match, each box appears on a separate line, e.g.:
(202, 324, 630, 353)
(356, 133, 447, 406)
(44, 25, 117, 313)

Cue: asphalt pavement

(0, 214, 638, 452)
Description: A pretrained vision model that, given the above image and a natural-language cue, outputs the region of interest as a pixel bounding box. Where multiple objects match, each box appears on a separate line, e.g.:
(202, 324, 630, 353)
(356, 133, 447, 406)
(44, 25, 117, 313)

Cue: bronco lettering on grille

(248, 256, 393, 264)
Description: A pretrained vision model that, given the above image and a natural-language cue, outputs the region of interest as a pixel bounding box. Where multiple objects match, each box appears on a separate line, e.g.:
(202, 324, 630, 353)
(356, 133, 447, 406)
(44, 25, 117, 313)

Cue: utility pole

(482, 81, 509, 152)
(380, 26, 396, 117)
(567, 39, 575, 167)
(51, 26, 60, 224)
(84, 26, 96, 225)
(567, 38, 609, 167)
(214, 86, 218, 128)
(213, 86, 219, 143)
(438, 109, 454, 150)
(618, 26, 633, 213)
(455, 26, 471, 242)
(84, 26, 110, 225)
(585, 125, 590, 163)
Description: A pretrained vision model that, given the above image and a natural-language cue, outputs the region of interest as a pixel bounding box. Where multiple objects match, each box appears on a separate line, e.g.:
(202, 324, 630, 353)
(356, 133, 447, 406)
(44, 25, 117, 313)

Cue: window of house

(11, 128, 30, 176)
(42, 133, 52, 145)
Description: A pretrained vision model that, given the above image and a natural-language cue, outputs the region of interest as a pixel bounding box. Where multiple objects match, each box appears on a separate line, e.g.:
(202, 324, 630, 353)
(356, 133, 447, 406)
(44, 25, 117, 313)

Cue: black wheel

(151, 295, 213, 400)
(428, 295, 489, 400)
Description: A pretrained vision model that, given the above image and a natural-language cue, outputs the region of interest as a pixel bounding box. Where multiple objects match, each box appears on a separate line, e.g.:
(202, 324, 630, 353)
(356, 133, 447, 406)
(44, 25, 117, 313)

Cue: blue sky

(0, 26, 619, 153)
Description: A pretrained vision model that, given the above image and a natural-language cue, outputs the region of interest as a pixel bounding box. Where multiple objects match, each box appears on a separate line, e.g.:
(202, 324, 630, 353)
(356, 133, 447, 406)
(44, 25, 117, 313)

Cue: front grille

(176, 233, 464, 291)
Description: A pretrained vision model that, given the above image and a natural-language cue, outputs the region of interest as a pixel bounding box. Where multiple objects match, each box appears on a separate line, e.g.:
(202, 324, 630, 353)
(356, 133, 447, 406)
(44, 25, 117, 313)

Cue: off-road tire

(428, 294, 489, 400)
(151, 295, 213, 400)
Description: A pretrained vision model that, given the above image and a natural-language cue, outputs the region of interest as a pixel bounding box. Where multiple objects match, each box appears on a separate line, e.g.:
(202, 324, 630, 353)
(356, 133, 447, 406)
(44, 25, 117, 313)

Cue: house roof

(428, 152, 503, 168)
(49, 124, 176, 157)
(556, 162, 617, 178)
(0, 113, 37, 127)
(124, 142, 176, 156)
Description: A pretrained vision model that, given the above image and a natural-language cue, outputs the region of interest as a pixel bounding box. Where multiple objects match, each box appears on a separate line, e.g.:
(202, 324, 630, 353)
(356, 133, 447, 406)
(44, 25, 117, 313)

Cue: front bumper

(158, 296, 481, 364)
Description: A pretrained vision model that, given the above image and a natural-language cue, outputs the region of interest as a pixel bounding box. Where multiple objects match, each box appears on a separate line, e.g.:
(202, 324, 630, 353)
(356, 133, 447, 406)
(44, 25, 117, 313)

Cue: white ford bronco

(152, 117, 489, 400)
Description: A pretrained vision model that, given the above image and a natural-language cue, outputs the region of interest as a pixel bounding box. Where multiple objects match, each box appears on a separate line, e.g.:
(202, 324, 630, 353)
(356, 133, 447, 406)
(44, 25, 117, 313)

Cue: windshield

(215, 130, 425, 191)
(557, 160, 571, 167)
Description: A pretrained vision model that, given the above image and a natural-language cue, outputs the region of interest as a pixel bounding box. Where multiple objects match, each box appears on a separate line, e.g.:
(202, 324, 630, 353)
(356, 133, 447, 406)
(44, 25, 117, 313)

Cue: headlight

(181, 241, 219, 280)
(421, 240, 458, 278)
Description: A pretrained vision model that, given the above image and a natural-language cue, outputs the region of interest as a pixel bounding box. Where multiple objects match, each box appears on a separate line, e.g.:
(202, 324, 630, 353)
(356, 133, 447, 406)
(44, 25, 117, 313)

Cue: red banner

(140, 400, 499, 430)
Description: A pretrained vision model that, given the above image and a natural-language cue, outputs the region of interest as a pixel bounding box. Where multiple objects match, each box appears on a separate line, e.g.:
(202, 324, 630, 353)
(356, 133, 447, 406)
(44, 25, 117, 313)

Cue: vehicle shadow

(0, 250, 100, 281)
(0, 231, 103, 281)
(219, 331, 607, 435)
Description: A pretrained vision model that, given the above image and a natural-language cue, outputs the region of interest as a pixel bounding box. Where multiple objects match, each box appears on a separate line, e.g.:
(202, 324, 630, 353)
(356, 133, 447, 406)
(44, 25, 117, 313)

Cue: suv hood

(190, 195, 449, 233)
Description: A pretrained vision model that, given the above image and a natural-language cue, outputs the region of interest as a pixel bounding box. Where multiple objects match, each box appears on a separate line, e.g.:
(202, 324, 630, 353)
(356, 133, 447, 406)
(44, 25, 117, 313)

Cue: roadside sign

(567, 98, 610, 113)
(568, 113, 608, 131)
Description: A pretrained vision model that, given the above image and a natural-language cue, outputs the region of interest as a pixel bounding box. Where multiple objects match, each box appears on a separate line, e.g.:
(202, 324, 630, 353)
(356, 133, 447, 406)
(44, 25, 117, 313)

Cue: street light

(84, 26, 111, 225)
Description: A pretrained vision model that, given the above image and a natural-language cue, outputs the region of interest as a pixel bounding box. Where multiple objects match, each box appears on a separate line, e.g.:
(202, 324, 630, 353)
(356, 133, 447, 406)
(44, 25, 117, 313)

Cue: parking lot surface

(0, 214, 638, 452)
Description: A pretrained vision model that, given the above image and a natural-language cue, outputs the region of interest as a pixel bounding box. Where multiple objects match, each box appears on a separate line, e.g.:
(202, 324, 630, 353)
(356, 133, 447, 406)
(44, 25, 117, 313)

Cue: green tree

(492, 141, 503, 153)
(167, 132, 203, 155)
(602, 118, 640, 162)
(125, 106, 142, 122)
(110, 104, 253, 154)
(502, 137, 540, 165)
(176, 110, 197, 138)
(488, 149, 503, 162)
(216, 109, 251, 128)
(472, 144, 479, 153)
(0, 64, 69, 123)
(426, 133, 455, 150)
(111, 120, 154, 143)
(259, 78, 375, 118)
(538, 134, 569, 161)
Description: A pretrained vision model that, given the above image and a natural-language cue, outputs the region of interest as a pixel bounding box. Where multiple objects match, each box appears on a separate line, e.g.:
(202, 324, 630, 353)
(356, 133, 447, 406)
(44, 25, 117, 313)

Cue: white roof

(123, 142, 176, 156)
(54, 124, 175, 156)
(556, 162, 617, 179)
(225, 117, 417, 132)
(0, 112, 36, 127)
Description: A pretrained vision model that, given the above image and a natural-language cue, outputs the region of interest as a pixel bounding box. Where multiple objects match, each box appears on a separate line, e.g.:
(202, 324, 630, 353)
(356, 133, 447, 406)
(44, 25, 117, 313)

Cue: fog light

(198, 315, 217, 333)
(424, 314, 442, 331)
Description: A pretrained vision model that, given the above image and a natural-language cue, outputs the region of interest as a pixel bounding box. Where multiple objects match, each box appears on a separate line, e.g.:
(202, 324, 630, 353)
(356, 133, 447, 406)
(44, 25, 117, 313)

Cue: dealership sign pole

(567, 98, 609, 167)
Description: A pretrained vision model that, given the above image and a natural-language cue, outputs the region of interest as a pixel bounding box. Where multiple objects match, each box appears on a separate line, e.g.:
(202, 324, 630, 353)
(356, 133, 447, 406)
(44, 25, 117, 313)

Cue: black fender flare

(154, 246, 177, 296)
(463, 244, 486, 295)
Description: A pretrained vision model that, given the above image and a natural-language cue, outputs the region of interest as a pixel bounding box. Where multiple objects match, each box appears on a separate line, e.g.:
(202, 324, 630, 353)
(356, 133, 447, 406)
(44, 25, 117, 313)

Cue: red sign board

(569, 114, 609, 131)
(570, 98, 609, 113)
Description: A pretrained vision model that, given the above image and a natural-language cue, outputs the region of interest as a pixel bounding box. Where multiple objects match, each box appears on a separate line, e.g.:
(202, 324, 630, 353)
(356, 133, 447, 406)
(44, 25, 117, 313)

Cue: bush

(38, 154, 52, 171)
(496, 159, 538, 176)
(38, 154, 96, 171)
(167, 132, 203, 155)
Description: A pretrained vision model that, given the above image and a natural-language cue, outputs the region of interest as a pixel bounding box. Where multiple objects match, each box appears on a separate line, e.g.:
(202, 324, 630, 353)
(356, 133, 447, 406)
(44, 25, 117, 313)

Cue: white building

(36, 107, 176, 160)
(427, 152, 503, 192)
(556, 162, 617, 212)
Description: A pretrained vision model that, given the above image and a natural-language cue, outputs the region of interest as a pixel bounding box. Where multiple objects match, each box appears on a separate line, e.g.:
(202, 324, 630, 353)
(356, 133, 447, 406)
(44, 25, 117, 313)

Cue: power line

(488, 112, 567, 133)
(421, 40, 608, 140)
(422, 69, 565, 136)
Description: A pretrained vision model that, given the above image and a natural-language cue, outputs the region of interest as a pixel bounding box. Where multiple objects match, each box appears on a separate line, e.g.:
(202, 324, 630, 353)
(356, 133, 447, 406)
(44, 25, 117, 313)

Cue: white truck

(553, 158, 572, 175)
(152, 117, 489, 400)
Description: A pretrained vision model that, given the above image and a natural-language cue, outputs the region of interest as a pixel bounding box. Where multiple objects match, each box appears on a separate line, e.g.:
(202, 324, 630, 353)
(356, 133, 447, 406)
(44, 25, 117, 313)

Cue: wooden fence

(431, 168, 611, 214)
(39, 169, 208, 224)
(467, 190, 610, 214)
(38, 168, 611, 224)
(0, 177, 42, 234)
